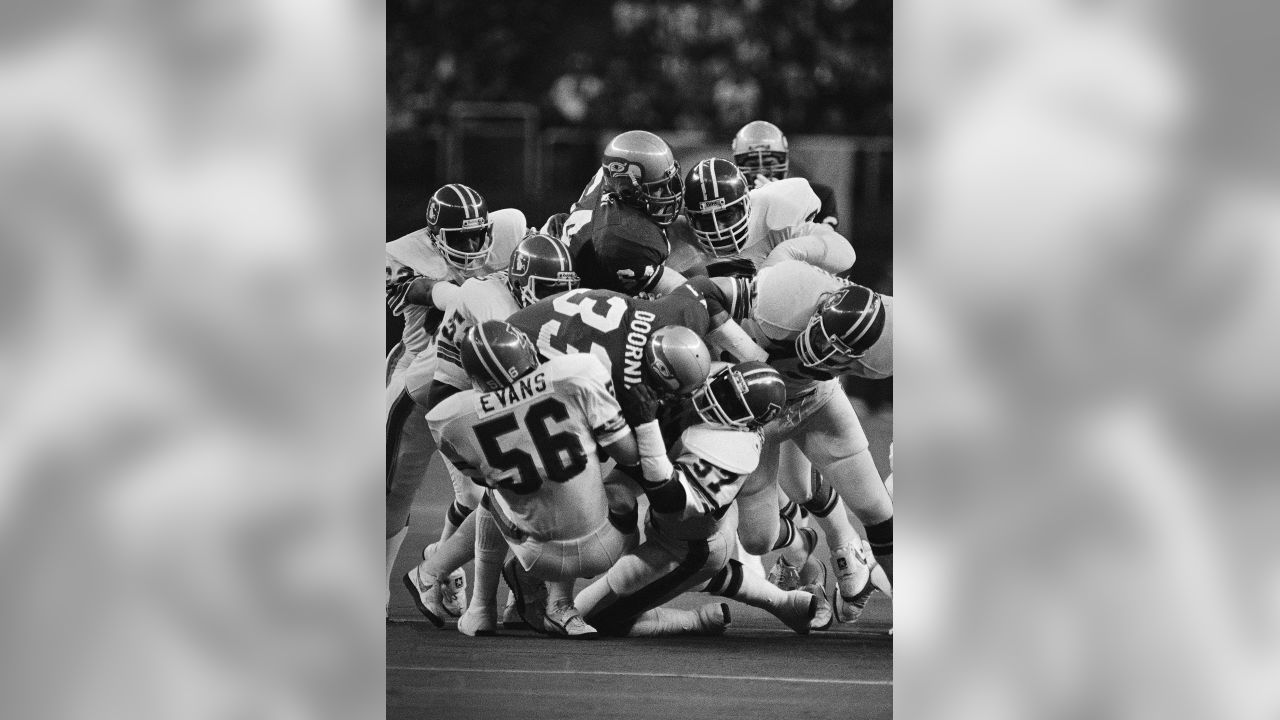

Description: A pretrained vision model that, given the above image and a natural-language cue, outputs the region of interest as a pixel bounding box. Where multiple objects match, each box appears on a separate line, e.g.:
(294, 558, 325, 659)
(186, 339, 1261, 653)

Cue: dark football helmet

(600, 130, 683, 226)
(507, 232, 579, 308)
(683, 158, 752, 257)
(795, 284, 887, 372)
(692, 361, 787, 429)
(459, 320, 540, 392)
(644, 325, 711, 396)
(426, 183, 493, 272)
(732, 121, 789, 181)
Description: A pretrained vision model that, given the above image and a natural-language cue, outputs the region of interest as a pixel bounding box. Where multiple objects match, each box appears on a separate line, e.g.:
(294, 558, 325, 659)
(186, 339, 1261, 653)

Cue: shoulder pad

(681, 424, 762, 475)
(387, 229, 450, 278)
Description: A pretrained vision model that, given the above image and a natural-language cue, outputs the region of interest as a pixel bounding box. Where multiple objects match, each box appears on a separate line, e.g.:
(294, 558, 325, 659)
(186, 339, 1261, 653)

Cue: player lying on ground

(566, 362, 820, 636)
(403, 231, 581, 620)
(385, 183, 523, 607)
(696, 260, 895, 625)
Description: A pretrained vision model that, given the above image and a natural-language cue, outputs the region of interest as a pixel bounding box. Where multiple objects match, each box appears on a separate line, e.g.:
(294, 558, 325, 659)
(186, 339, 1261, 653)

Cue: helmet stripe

(475, 327, 511, 385)
(461, 185, 483, 216)
(446, 184, 469, 216)
(842, 293, 882, 349)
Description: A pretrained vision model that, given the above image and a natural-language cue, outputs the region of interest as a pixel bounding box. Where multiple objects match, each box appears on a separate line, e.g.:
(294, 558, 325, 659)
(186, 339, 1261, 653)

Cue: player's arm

(761, 228, 856, 274)
(572, 356, 642, 465)
(677, 276, 768, 362)
(650, 267, 689, 296)
(630, 422, 748, 521)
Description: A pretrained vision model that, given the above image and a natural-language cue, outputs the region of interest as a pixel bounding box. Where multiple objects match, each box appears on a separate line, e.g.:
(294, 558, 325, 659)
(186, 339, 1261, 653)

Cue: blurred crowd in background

(388, 0, 890, 135)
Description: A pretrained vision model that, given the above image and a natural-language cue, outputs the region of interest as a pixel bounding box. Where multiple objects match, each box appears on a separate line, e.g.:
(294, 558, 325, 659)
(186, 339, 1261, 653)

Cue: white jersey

(428, 354, 630, 542)
(650, 423, 764, 541)
(737, 261, 891, 399)
(386, 207, 526, 396)
(667, 178, 852, 274)
(433, 274, 522, 392)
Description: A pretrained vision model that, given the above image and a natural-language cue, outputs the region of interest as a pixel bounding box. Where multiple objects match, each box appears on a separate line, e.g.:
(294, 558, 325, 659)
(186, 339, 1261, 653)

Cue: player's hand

(386, 269, 420, 314)
(619, 383, 662, 427)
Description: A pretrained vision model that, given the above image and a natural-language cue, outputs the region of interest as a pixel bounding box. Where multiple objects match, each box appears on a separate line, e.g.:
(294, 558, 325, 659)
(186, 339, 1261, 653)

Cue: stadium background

(386, 3, 894, 716)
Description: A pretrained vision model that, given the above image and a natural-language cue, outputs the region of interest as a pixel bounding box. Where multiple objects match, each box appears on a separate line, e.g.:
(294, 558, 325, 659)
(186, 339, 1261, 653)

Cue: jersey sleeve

(427, 398, 485, 482)
(433, 277, 516, 390)
(682, 275, 752, 323)
(559, 355, 630, 446)
(646, 427, 763, 521)
(761, 228, 856, 274)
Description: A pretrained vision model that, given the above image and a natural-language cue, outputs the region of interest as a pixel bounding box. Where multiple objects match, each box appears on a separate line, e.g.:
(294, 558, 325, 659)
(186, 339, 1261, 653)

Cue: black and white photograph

(385, 1, 894, 717)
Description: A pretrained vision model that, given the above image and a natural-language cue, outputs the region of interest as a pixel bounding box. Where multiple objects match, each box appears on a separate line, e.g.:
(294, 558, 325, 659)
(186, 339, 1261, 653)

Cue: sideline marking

(386, 666, 891, 686)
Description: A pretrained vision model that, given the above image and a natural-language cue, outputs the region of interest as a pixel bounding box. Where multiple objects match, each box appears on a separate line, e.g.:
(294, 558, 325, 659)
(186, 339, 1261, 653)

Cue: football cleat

(774, 589, 819, 635)
(732, 120, 789, 181)
(683, 158, 752, 257)
(800, 559, 834, 631)
(692, 361, 787, 430)
(402, 566, 446, 628)
(457, 606, 497, 637)
(507, 232, 578, 308)
(600, 130, 683, 225)
(767, 557, 802, 591)
(424, 543, 467, 618)
(833, 542, 876, 624)
(644, 325, 711, 396)
(501, 557, 549, 634)
(695, 603, 732, 636)
(796, 283, 887, 373)
(426, 183, 493, 272)
(501, 588, 531, 630)
(459, 321, 540, 393)
(544, 599, 598, 639)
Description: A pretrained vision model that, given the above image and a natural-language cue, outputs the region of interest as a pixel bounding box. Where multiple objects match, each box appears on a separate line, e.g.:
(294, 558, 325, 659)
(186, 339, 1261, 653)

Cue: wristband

(634, 420, 674, 485)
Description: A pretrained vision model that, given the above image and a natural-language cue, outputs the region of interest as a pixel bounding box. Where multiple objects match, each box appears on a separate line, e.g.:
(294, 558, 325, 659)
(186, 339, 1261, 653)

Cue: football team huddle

(387, 121, 894, 638)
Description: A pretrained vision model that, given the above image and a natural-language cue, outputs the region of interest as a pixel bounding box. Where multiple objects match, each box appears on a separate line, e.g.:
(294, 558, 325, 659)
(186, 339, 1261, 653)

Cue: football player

(551, 130, 690, 296)
(569, 362, 821, 636)
(385, 183, 523, 603)
(697, 260, 894, 625)
(424, 321, 642, 637)
(405, 232, 579, 619)
(732, 120, 840, 227)
(672, 157, 853, 278)
(404, 318, 716, 630)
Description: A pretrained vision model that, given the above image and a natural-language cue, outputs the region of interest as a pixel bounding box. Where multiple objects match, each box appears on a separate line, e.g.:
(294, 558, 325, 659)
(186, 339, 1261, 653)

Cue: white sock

(624, 607, 703, 636)
(469, 506, 507, 617)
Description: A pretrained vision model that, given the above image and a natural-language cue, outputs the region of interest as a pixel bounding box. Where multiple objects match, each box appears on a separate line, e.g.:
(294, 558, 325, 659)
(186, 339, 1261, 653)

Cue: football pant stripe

(386, 389, 417, 495)
(585, 539, 711, 634)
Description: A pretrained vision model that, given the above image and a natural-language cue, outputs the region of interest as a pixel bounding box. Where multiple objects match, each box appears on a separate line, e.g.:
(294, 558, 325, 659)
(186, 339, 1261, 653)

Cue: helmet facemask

(795, 292, 885, 371)
(433, 221, 493, 273)
(512, 270, 579, 308)
(733, 150, 788, 181)
(692, 366, 757, 429)
(607, 166, 684, 226)
(688, 192, 751, 257)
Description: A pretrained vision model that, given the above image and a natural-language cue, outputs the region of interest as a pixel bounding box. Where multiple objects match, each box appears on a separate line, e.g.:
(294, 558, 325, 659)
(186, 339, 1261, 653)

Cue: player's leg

(404, 507, 478, 624)
(385, 386, 434, 593)
(700, 505, 818, 634)
(735, 438, 785, 556)
(577, 529, 726, 637)
(456, 502, 508, 636)
(796, 387, 892, 621)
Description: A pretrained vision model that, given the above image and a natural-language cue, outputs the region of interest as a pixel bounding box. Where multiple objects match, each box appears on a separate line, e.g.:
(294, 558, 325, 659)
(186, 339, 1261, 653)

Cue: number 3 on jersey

(471, 398, 588, 494)
(553, 289, 627, 331)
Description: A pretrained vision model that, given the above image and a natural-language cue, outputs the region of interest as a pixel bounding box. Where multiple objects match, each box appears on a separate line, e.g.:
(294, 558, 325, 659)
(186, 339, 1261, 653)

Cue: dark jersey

(507, 287, 710, 393)
(562, 171, 670, 295)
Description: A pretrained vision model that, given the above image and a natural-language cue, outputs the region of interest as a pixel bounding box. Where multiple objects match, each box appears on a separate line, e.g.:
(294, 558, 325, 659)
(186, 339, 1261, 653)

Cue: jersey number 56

(471, 398, 588, 494)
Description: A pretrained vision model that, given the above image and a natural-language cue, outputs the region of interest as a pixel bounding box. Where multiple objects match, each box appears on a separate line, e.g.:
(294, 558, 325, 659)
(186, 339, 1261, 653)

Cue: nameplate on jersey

(475, 371, 552, 418)
(621, 309, 657, 388)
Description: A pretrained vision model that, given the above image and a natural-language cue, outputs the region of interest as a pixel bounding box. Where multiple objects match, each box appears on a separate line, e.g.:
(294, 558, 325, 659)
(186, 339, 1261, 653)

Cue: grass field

(387, 403, 893, 720)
